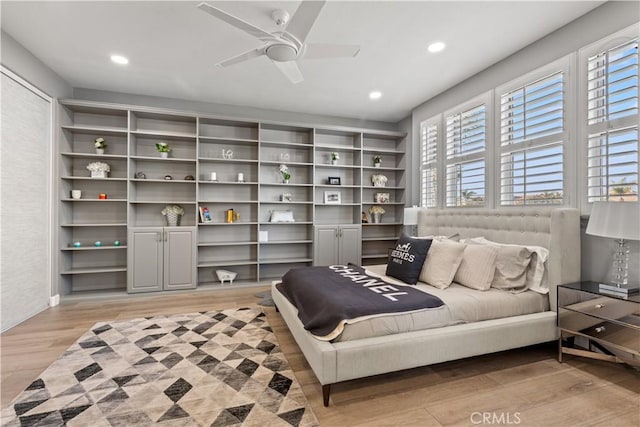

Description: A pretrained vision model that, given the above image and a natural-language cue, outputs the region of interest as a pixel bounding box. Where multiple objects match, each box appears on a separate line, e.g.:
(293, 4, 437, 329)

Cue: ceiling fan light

(369, 91, 382, 100)
(427, 42, 446, 53)
(266, 44, 298, 62)
(110, 54, 129, 65)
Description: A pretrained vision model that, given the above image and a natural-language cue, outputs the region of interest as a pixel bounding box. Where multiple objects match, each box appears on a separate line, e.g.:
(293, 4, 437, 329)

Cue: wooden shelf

(260, 140, 313, 149)
(61, 124, 128, 135)
(199, 136, 258, 144)
(259, 258, 313, 265)
(315, 144, 361, 151)
(260, 240, 312, 245)
(198, 260, 258, 267)
(199, 222, 259, 226)
(130, 179, 196, 183)
(61, 223, 127, 227)
(130, 155, 196, 163)
(198, 181, 259, 185)
(130, 129, 197, 140)
(61, 176, 127, 181)
(198, 241, 259, 247)
(61, 198, 127, 202)
(61, 152, 127, 159)
(198, 157, 259, 164)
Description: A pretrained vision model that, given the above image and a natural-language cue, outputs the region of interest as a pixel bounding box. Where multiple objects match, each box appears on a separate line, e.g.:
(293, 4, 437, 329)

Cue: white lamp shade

(586, 201, 640, 241)
(403, 206, 420, 226)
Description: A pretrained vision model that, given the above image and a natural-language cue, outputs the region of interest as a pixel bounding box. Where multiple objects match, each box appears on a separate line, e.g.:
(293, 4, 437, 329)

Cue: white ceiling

(2, 1, 604, 123)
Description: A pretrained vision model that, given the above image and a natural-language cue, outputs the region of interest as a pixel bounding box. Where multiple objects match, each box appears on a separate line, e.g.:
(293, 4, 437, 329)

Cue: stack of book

(598, 283, 640, 298)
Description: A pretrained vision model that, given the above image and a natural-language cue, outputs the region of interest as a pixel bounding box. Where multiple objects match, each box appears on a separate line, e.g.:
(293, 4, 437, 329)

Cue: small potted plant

(161, 204, 185, 226)
(373, 155, 382, 167)
(330, 152, 339, 165)
(94, 137, 107, 155)
(86, 161, 110, 178)
(369, 205, 386, 223)
(279, 164, 291, 184)
(371, 174, 388, 187)
(156, 142, 171, 158)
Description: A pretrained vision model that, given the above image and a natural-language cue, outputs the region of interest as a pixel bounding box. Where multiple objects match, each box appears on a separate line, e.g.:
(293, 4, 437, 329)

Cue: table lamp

(403, 206, 420, 236)
(586, 201, 640, 294)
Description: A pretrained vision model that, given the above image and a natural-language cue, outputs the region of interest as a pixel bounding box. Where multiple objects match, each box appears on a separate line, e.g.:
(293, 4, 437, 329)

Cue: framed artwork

(199, 206, 213, 223)
(324, 191, 341, 204)
(374, 192, 390, 203)
(328, 176, 341, 185)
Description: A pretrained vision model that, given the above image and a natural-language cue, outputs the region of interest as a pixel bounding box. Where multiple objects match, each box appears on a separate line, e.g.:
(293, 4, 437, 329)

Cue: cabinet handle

(339, 229, 343, 237)
(594, 304, 605, 309)
(594, 326, 606, 333)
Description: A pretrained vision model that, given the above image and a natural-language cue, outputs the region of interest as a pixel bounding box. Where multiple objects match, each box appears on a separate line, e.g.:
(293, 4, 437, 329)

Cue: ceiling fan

(197, 1, 360, 84)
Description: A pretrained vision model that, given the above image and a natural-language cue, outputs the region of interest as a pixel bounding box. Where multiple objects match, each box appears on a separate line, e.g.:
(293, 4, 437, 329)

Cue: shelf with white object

(61, 152, 128, 160)
(129, 203, 197, 227)
(198, 263, 258, 284)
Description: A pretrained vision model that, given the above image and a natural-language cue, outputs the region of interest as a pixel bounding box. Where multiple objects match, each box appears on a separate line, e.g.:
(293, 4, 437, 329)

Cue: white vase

(283, 179, 290, 184)
(372, 213, 382, 223)
(96, 148, 104, 155)
(374, 162, 381, 168)
(332, 160, 338, 165)
(90, 170, 107, 178)
(160, 152, 169, 159)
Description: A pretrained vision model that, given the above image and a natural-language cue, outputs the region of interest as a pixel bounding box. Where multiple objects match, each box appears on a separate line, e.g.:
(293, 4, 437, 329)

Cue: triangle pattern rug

(1, 308, 318, 427)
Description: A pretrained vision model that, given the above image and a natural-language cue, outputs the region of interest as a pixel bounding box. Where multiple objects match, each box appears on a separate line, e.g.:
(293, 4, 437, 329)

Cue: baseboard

(49, 294, 60, 307)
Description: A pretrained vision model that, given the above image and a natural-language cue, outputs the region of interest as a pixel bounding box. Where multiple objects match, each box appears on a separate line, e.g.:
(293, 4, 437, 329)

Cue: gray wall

(402, 2, 640, 283)
(74, 88, 398, 132)
(1, 31, 72, 98)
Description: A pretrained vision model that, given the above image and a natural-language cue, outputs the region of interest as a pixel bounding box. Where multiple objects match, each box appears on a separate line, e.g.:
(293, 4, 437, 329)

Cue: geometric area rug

(1, 308, 319, 426)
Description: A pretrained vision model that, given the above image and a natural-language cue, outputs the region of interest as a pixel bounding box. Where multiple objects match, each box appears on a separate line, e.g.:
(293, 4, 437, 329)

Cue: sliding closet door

(1, 70, 52, 332)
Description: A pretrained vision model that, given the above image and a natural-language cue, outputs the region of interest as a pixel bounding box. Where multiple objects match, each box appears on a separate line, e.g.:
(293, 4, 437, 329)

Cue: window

(420, 117, 439, 207)
(583, 32, 639, 203)
(498, 61, 569, 206)
(444, 94, 491, 207)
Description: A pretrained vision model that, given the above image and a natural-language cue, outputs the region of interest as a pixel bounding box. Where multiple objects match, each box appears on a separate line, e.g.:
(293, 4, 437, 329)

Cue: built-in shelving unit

(57, 99, 405, 299)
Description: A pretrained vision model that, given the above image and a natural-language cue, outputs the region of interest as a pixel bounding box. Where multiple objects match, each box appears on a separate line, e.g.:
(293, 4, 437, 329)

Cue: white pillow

(270, 210, 295, 222)
(453, 244, 499, 291)
(419, 240, 466, 289)
(467, 237, 549, 294)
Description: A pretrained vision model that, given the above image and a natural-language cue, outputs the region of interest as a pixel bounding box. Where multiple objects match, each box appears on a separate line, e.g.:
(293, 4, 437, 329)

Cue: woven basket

(165, 212, 182, 226)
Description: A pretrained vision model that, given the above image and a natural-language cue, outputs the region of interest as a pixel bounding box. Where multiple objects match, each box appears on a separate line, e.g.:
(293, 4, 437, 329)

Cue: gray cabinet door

(164, 227, 197, 290)
(128, 228, 163, 293)
(339, 225, 362, 265)
(314, 226, 339, 266)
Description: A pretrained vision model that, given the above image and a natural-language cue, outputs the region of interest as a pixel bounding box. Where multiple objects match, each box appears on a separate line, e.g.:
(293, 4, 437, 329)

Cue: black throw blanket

(277, 265, 444, 340)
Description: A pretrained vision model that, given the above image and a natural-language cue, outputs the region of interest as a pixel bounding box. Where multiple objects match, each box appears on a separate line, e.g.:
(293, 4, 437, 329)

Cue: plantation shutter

(445, 103, 486, 207)
(420, 119, 438, 207)
(499, 71, 566, 205)
(586, 37, 639, 202)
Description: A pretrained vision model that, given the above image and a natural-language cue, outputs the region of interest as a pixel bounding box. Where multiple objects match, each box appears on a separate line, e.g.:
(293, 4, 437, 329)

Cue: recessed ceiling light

(110, 55, 129, 65)
(369, 91, 382, 100)
(427, 42, 446, 53)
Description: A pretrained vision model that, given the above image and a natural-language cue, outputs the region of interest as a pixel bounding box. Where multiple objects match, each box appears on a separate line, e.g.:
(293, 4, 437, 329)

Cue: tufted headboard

(417, 208, 580, 311)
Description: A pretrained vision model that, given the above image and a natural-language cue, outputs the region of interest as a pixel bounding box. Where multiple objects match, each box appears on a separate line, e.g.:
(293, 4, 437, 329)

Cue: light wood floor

(2, 287, 638, 426)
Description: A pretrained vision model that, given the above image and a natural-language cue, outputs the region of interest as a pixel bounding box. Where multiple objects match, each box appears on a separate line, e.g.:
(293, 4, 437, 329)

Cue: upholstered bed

(271, 208, 580, 406)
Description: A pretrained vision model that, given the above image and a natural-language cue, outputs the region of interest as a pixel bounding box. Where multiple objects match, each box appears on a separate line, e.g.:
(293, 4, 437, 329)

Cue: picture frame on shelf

(324, 191, 341, 204)
(280, 193, 292, 202)
(327, 176, 341, 185)
(374, 192, 390, 203)
(199, 206, 213, 223)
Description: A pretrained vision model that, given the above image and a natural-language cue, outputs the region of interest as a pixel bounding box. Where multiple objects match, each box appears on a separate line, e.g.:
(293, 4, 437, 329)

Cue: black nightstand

(557, 281, 639, 366)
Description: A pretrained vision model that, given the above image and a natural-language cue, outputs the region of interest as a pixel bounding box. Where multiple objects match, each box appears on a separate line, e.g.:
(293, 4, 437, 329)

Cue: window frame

(442, 91, 493, 208)
(578, 23, 639, 214)
(419, 114, 441, 208)
(494, 54, 575, 207)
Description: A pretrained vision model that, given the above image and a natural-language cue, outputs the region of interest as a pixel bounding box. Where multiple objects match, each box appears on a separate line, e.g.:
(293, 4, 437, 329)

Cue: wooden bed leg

(322, 384, 331, 407)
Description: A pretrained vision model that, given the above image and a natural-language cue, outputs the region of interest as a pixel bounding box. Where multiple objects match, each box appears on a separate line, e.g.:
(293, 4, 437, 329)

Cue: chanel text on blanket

(328, 265, 408, 301)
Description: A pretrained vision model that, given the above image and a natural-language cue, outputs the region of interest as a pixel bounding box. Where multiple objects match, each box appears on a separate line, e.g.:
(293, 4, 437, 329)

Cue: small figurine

(135, 172, 146, 179)
(361, 211, 369, 223)
(164, 175, 173, 180)
(184, 175, 195, 181)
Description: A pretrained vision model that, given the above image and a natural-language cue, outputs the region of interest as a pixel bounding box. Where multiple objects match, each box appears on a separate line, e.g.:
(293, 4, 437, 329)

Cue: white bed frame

(271, 208, 580, 406)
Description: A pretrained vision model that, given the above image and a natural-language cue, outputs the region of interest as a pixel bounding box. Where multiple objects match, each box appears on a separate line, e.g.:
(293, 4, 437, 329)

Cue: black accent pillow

(385, 233, 432, 284)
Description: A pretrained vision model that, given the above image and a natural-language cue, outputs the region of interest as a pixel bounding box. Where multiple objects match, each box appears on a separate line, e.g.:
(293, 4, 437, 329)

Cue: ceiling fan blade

(197, 2, 274, 41)
(271, 60, 304, 84)
(302, 43, 360, 59)
(284, 1, 326, 44)
(217, 47, 265, 67)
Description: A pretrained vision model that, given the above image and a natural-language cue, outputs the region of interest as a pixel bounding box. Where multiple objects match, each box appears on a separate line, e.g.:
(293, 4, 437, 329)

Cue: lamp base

(598, 282, 640, 296)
